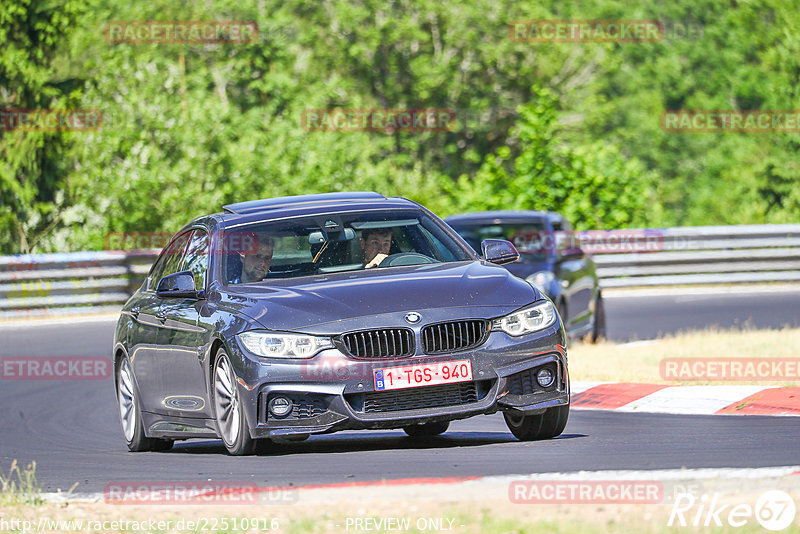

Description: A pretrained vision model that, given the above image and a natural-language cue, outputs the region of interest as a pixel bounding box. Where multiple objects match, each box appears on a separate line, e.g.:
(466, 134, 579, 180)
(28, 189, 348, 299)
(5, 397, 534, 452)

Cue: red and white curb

(572, 382, 800, 416)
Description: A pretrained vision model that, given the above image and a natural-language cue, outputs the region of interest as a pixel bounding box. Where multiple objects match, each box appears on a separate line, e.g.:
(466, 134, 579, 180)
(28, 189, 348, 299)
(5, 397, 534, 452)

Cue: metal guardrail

(592, 224, 800, 287)
(1, 224, 798, 318)
(0, 251, 157, 318)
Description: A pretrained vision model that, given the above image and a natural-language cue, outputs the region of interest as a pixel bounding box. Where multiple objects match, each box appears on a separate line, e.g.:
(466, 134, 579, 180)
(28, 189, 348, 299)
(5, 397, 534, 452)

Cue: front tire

(556, 300, 568, 333)
(403, 421, 449, 437)
(116, 358, 173, 452)
(504, 405, 569, 441)
(212, 349, 267, 455)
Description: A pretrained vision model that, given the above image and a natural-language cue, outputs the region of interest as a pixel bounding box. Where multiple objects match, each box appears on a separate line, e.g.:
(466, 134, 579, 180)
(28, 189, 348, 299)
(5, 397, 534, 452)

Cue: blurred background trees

(1, 0, 798, 253)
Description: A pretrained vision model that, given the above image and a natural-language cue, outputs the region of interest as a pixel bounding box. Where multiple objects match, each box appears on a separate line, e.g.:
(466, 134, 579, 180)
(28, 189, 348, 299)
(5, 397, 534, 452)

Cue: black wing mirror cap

(481, 239, 520, 265)
(557, 245, 585, 260)
(156, 271, 204, 299)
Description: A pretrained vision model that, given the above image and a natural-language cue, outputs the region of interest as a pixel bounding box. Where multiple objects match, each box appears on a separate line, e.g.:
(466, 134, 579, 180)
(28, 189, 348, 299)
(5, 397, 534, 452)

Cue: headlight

(526, 271, 555, 294)
(238, 332, 333, 359)
(491, 301, 557, 336)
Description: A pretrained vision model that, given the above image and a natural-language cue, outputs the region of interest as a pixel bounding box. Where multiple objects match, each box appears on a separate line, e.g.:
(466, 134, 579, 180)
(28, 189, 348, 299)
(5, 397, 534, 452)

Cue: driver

(231, 232, 274, 283)
(360, 228, 392, 268)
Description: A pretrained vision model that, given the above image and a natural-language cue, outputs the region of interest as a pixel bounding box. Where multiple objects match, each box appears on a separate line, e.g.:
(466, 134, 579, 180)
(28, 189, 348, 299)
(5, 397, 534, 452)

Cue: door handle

(130, 306, 140, 319)
(156, 311, 167, 323)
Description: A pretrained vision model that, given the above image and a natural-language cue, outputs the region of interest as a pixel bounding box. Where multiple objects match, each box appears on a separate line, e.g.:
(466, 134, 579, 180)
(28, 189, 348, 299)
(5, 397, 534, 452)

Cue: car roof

(445, 210, 563, 225)
(222, 191, 388, 215)
(200, 192, 422, 229)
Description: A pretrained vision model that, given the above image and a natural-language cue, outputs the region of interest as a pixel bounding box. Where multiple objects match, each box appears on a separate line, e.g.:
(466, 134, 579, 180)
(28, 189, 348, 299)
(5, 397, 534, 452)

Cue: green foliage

(0, 460, 42, 506)
(0, 0, 87, 253)
(441, 88, 657, 229)
(1, 0, 798, 253)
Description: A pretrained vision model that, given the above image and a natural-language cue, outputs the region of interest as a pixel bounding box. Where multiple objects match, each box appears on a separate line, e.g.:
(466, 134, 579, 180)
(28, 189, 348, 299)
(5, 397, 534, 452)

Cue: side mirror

(156, 271, 205, 299)
(481, 239, 520, 265)
(558, 246, 585, 260)
(554, 231, 584, 259)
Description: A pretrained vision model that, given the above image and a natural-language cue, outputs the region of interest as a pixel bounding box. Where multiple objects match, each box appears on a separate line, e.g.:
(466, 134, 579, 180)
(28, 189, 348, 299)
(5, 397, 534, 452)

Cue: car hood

(218, 261, 538, 333)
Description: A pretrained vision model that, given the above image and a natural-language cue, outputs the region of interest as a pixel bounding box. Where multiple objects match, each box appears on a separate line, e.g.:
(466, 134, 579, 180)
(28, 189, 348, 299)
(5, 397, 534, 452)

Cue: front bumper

(228, 325, 569, 439)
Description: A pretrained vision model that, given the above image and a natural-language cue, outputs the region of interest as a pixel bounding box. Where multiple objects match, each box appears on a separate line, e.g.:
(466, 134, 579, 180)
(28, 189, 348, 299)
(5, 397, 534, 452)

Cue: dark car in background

(113, 193, 570, 455)
(446, 211, 605, 343)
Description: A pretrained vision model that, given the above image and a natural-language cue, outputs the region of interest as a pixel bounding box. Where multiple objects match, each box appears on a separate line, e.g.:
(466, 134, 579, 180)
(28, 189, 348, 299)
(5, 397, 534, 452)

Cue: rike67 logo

(669, 490, 796, 531)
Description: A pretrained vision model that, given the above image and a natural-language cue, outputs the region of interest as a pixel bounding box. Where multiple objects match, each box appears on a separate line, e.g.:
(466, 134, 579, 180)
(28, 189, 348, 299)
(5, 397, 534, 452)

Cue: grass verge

(0, 460, 42, 506)
(569, 326, 800, 385)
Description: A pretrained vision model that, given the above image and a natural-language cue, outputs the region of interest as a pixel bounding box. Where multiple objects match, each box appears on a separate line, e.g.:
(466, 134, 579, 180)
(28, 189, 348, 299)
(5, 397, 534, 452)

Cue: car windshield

(449, 221, 550, 258)
(221, 209, 473, 283)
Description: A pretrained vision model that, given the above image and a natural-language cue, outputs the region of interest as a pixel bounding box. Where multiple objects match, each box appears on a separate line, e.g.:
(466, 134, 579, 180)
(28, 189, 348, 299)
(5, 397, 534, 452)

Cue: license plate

(373, 360, 473, 391)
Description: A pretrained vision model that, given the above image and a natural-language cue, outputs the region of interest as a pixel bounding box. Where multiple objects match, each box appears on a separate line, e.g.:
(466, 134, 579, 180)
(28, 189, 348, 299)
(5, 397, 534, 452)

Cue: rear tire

(116, 357, 174, 452)
(212, 349, 267, 455)
(403, 421, 450, 437)
(590, 294, 606, 344)
(503, 405, 569, 441)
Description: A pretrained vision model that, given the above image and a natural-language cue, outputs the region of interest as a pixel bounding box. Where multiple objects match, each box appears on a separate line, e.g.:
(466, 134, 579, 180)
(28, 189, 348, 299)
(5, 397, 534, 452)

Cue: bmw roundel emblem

(405, 312, 421, 324)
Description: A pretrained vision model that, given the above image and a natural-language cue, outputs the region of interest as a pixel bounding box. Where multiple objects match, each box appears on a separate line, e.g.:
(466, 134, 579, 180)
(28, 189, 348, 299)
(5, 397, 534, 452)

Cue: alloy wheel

(214, 355, 240, 446)
(117, 359, 136, 442)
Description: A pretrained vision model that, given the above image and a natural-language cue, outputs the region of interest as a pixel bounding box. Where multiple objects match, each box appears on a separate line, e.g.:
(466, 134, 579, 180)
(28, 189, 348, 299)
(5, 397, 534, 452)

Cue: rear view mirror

(481, 239, 520, 265)
(308, 228, 356, 244)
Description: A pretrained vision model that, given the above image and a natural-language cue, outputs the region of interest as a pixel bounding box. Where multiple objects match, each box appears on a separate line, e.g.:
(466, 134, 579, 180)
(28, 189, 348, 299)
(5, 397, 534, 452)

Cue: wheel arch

(113, 344, 128, 392)
(207, 336, 228, 391)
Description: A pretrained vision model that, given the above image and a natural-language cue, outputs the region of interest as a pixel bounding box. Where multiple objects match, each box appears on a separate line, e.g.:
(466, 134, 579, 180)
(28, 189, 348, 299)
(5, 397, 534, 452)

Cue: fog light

(269, 396, 292, 418)
(536, 367, 555, 388)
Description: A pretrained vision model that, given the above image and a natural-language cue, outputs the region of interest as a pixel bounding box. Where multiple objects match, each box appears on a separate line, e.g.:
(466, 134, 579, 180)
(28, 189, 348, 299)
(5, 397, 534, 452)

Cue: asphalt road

(604, 288, 800, 341)
(1, 289, 799, 493)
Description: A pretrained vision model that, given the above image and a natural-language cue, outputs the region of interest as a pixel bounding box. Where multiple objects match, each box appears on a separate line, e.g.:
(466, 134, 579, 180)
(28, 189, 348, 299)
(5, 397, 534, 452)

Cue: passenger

(231, 232, 274, 283)
(360, 228, 392, 268)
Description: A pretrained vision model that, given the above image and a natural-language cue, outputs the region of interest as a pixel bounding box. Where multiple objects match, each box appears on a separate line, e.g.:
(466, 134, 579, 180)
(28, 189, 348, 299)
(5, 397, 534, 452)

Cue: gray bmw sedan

(113, 192, 569, 455)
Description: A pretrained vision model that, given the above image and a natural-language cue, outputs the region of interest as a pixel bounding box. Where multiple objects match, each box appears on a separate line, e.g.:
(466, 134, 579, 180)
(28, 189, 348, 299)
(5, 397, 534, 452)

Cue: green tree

(4, 0, 800, 253)
(441, 88, 658, 229)
(0, 0, 87, 253)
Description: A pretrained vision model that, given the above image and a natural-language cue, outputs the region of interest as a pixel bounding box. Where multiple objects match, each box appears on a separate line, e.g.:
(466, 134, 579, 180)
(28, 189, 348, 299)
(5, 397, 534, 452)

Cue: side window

(180, 230, 209, 291)
(149, 231, 191, 290)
